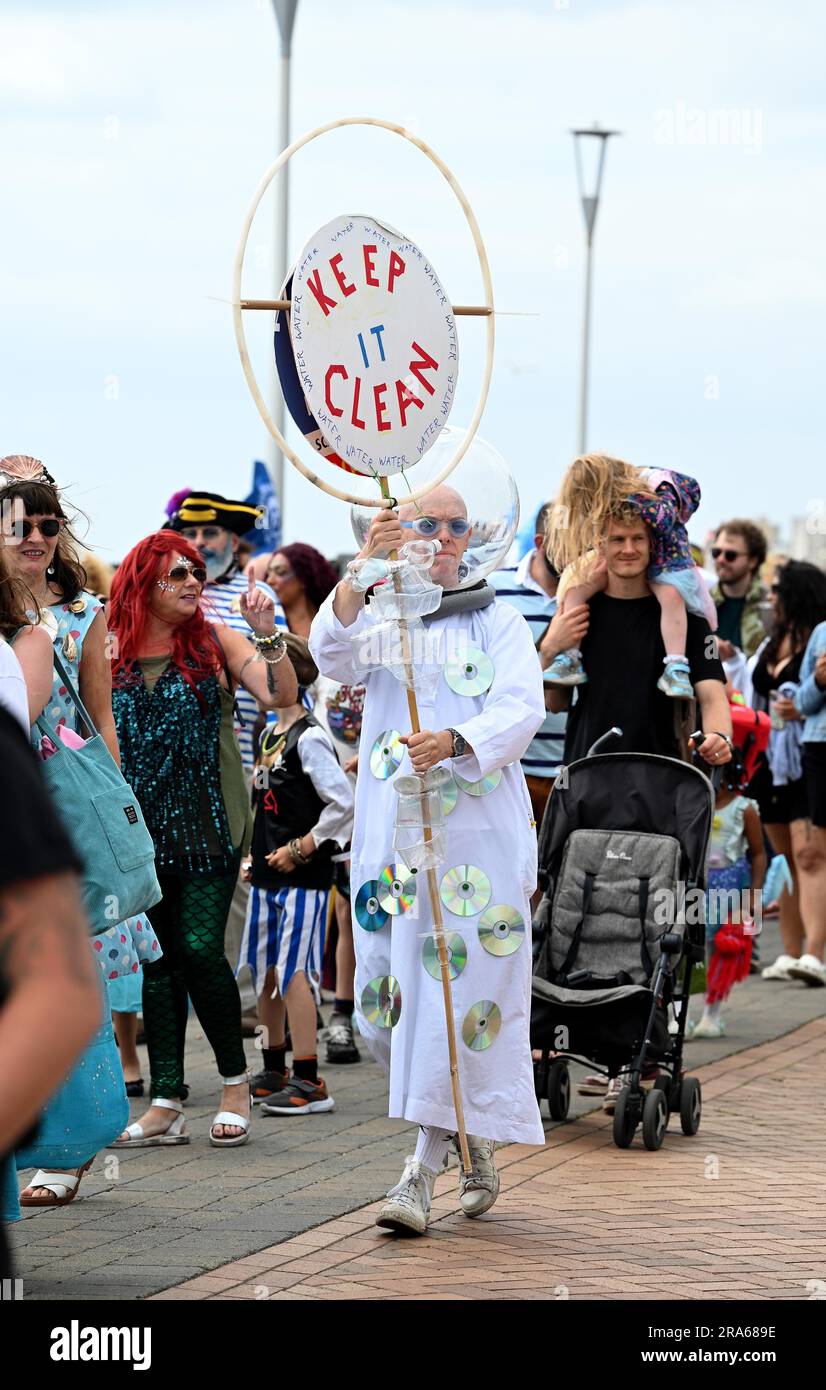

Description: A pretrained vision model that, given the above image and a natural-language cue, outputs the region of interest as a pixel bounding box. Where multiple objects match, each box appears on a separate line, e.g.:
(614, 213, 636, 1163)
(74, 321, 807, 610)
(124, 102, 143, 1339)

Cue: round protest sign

(274, 271, 361, 475)
(289, 215, 459, 477)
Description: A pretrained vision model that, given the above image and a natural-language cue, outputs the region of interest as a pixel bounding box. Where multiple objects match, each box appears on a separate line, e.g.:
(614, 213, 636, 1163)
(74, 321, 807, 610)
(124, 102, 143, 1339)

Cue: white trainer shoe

(688, 1015, 726, 1039)
(761, 954, 798, 981)
(376, 1156, 438, 1235)
(454, 1136, 499, 1218)
(788, 954, 826, 987)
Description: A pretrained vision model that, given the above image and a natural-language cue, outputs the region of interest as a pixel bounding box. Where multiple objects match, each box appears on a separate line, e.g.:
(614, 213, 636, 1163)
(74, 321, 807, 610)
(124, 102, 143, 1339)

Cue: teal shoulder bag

(35, 647, 161, 932)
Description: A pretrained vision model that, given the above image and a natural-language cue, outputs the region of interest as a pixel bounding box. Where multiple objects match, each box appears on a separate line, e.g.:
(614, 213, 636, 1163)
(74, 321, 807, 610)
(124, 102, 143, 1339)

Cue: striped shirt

(490, 551, 566, 778)
(202, 569, 286, 773)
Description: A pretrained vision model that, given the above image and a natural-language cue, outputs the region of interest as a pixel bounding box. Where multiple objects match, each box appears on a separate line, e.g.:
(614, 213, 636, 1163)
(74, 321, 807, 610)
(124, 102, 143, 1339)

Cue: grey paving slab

(9, 921, 825, 1301)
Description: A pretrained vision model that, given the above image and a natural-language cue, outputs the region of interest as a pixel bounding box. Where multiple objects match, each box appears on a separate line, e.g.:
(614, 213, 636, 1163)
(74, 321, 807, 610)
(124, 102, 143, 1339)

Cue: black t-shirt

(0, 706, 82, 1280)
(563, 592, 725, 764)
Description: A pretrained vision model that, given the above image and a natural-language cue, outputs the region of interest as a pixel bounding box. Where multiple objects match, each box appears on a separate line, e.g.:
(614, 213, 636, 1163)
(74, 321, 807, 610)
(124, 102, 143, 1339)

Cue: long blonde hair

(545, 454, 657, 579)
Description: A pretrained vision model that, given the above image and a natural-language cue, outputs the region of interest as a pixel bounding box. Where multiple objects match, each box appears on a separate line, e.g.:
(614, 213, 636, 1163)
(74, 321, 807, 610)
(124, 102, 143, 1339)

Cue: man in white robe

(310, 485, 545, 1234)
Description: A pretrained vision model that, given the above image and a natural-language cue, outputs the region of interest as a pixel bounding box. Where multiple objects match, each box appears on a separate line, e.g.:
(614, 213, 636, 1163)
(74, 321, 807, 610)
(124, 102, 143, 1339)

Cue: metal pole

(578, 228, 594, 455)
(270, 0, 299, 524)
(571, 125, 619, 456)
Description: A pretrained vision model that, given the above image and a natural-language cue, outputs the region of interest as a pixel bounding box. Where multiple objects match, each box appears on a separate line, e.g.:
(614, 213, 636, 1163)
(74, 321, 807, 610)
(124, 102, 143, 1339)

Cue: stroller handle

(586, 727, 623, 757)
(689, 728, 724, 789)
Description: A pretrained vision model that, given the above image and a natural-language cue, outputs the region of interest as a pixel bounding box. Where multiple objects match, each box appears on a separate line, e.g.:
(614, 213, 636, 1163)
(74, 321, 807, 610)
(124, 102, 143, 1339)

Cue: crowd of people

(0, 448, 824, 1267)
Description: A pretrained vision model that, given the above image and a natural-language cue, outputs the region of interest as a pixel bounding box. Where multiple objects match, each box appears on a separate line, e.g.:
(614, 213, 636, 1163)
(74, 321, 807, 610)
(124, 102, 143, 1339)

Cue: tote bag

(35, 648, 161, 932)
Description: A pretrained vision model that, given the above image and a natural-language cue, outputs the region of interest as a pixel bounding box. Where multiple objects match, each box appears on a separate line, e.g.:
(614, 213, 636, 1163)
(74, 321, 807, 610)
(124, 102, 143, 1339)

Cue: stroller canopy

(538, 752, 713, 894)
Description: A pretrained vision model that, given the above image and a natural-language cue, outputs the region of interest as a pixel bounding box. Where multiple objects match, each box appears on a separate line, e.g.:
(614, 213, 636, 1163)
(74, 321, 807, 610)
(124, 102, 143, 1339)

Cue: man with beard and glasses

(490, 502, 586, 835)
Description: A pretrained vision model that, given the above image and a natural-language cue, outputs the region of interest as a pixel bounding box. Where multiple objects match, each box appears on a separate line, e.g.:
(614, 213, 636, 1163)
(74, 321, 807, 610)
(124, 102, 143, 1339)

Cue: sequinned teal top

(112, 658, 249, 874)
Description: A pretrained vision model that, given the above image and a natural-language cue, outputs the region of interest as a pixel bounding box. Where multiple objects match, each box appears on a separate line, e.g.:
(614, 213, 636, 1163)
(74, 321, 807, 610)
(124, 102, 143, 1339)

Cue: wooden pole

(240, 298, 491, 316)
(380, 476, 472, 1176)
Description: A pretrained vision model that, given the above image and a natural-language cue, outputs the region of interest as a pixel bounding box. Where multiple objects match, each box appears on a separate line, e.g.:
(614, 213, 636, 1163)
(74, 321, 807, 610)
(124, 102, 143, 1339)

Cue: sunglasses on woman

(710, 546, 748, 563)
(168, 564, 207, 584)
(400, 516, 471, 538)
(2, 517, 64, 539)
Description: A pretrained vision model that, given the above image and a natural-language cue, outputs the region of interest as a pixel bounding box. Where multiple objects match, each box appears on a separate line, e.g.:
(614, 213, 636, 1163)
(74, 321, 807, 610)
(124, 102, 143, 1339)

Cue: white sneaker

(376, 1156, 438, 1235)
(454, 1136, 499, 1218)
(787, 954, 826, 988)
(761, 954, 798, 981)
(602, 1076, 624, 1113)
(688, 1016, 726, 1039)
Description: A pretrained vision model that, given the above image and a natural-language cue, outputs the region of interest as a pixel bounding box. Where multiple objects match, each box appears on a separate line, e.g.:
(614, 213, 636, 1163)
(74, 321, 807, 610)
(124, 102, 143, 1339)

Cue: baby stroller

(530, 729, 715, 1151)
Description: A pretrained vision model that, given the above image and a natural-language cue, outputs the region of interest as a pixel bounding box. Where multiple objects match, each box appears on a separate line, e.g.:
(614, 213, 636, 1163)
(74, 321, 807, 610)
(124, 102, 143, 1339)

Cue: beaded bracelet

(254, 632, 288, 664)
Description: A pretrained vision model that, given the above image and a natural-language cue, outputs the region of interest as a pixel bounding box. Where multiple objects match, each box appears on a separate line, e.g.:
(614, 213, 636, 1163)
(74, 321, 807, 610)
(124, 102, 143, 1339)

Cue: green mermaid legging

(143, 862, 246, 1097)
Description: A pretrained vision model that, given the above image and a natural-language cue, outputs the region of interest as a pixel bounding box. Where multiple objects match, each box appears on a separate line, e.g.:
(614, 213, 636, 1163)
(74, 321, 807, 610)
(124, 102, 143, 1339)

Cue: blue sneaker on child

(544, 649, 588, 686)
(657, 658, 693, 699)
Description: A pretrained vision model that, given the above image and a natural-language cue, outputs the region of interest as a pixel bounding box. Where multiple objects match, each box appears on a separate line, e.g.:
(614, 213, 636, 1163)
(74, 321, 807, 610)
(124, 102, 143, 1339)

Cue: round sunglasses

(710, 546, 749, 563)
(400, 516, 471, 539)
(2, 516, 64, 540)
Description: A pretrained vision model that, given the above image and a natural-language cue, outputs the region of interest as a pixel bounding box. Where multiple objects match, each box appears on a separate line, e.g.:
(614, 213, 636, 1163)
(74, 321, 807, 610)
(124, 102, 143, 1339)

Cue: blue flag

(244, 460, 281, 554)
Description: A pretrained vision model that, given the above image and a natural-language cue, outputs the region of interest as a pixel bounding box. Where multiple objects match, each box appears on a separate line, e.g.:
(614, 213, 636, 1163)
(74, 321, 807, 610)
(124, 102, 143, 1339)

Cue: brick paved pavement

(11, 919, 826, 1300)
(154, 1018, 826, 1302)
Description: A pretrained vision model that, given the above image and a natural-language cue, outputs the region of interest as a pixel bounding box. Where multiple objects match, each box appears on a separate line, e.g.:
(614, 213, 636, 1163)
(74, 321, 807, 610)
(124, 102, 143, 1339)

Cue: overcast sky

(2, 0, 824, 565)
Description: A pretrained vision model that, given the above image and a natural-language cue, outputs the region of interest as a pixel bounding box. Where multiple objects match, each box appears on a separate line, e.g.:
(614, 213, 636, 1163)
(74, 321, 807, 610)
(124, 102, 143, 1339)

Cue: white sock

(414, 1126, 451, 1172)
(703, 1001, 721, 1022)
(663, 653, 685, 664)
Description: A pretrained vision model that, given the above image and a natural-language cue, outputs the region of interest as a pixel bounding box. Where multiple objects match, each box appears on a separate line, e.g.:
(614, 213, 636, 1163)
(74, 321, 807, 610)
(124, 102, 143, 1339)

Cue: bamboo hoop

(380, 479, 472, 1176)
(231, 116, 495, 509)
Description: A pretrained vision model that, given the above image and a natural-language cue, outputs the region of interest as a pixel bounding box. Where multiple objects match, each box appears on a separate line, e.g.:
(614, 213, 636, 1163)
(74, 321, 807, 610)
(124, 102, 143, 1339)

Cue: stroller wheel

(612, 1086, 638, 1148)
(679, 1076, 702, 1135)
(546, 1060, 570, 1121)
(642, 1088, 669, 1150)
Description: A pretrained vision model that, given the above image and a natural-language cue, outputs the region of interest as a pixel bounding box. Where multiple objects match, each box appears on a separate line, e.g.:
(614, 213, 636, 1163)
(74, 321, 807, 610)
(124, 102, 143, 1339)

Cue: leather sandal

(20, 1158, 94, 1207)
(109, 1097, 188, 1148)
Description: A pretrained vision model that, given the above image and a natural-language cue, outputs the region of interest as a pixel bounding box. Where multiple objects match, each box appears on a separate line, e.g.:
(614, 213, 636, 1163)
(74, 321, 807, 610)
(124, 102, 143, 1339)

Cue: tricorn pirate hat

(166, 490, 263, 536)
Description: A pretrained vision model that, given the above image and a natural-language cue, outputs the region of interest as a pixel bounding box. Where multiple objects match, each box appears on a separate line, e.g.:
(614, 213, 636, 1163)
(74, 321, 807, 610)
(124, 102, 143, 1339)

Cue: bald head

(399, 483, 471, 589)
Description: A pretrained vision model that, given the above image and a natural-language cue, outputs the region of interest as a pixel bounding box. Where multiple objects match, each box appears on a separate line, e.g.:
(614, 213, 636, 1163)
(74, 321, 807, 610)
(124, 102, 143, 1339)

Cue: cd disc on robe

(478, 904, 525, 956)
(454, 768, 502, 797)
(377, 864, 417, 915)
(440, 774, 459, 816)
(369, 728, 403, 783)
(355, 881, 389, 932)
(361, 975, 402, 1028)
(369, 730, 403, 780)
(422, 931, 467, 981)
(462, 1000, 502, 1051)
(440, 864, 492, 916)
(444, 647, 495, 697)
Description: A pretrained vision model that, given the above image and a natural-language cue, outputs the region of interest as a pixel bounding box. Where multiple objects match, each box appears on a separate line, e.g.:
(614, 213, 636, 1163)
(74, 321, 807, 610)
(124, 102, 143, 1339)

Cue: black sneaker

(325, 1012, 361, 1064)
(249, 1068, 289, 1104)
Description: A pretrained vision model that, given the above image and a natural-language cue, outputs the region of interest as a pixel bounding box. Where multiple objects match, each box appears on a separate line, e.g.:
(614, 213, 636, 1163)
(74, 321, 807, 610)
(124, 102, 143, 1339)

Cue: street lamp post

(270, 0, 299, 519)
(571, 123, 620, 455)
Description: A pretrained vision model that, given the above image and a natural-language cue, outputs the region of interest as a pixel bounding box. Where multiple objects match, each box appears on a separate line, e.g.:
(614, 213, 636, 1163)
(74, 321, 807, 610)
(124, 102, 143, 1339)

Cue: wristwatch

(448, 728, 467, 758)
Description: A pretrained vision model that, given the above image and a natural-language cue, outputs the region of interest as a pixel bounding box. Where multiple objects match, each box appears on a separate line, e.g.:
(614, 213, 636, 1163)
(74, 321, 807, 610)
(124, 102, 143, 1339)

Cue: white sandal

(109, 1097, 189, 1148)
(20, 1158, 94, 1207)
(210, 1073, 251, 1148)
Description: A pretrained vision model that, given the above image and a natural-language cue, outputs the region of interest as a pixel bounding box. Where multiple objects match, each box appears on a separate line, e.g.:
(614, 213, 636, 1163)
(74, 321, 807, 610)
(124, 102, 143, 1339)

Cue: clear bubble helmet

(350, 427, 520, 591)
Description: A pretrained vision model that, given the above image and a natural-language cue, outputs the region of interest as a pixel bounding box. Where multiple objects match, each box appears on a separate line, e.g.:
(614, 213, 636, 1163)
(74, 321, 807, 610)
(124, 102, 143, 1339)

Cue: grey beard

(203, 544, 236, 582)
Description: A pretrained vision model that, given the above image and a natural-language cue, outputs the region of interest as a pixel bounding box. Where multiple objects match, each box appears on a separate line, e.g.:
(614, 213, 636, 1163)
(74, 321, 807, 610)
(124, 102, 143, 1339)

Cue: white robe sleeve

(296, 726, 355, 849)
(309, 589, 373, 687)
(449, 602, 546, 781)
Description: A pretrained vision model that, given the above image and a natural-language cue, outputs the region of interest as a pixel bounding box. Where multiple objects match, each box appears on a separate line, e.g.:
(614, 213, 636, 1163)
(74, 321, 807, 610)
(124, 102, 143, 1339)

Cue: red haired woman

(108, 531, 297, 1149)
